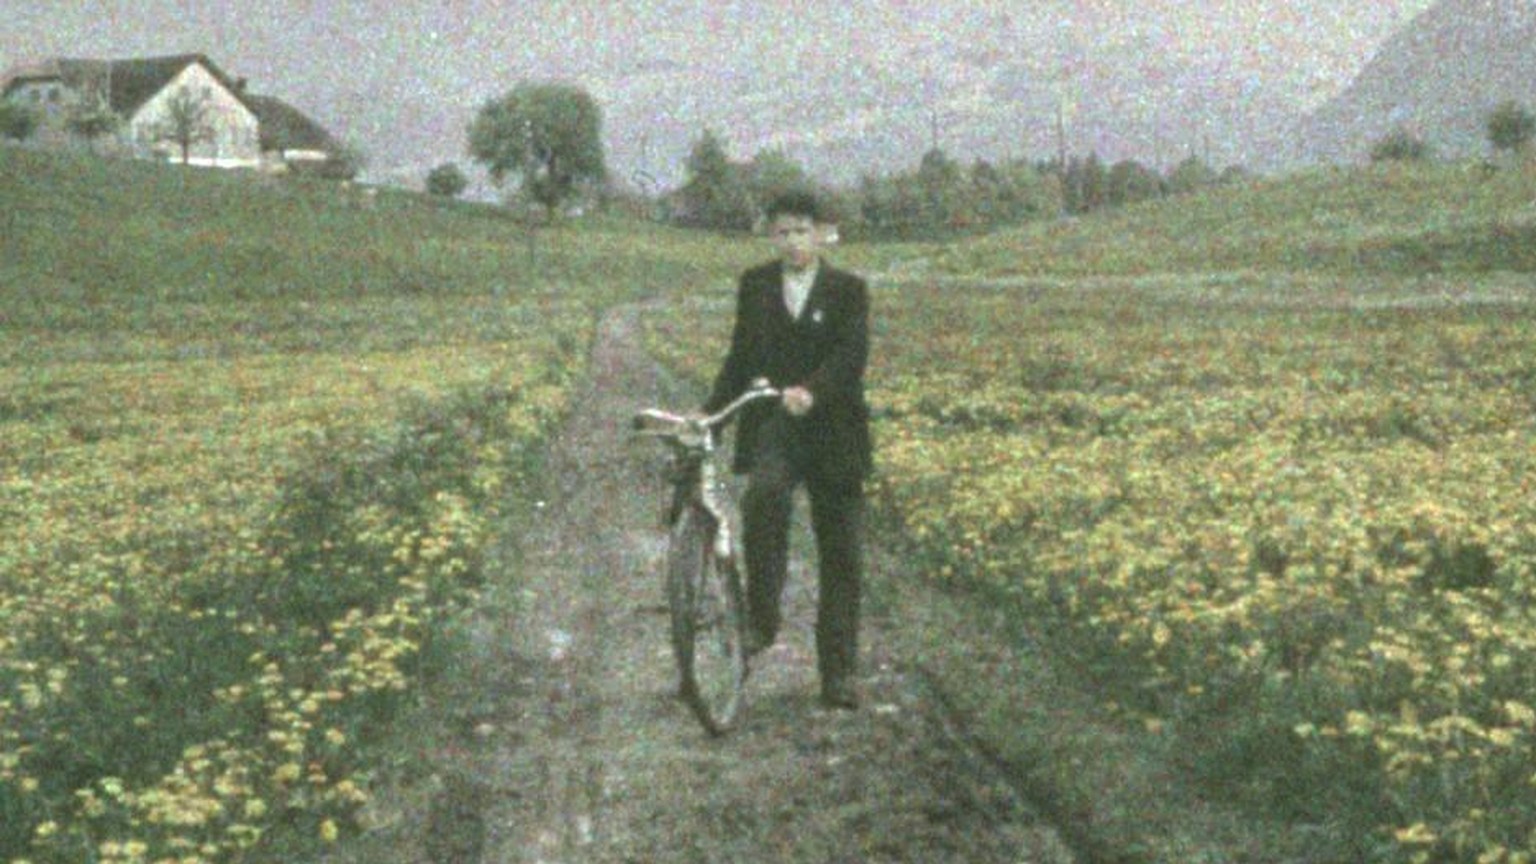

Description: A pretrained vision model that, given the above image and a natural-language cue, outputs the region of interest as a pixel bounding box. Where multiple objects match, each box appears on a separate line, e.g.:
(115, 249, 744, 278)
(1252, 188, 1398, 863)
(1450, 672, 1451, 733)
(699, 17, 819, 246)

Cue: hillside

(1299, 0, 1536, 164)
(0, 146, 744, 316)
(932, 160, 1536, 278)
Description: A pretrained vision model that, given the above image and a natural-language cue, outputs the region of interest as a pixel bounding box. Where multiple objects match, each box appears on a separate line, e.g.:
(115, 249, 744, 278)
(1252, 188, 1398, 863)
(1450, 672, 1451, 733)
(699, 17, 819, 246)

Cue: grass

(934, 160, 1536, 277)
(7, 141, 1536, 863)
(0, 145, 755, 863)
(641, 158, 1536, 863)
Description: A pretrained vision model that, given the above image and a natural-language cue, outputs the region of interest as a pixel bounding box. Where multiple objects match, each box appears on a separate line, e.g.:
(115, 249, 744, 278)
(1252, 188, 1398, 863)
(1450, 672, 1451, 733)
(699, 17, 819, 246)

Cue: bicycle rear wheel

(667, 505, 746, 734)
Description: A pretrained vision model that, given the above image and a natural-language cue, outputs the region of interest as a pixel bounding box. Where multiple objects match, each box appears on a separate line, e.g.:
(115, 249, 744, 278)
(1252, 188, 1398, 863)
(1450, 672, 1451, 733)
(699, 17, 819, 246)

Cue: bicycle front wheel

(666, 505, 746, 734)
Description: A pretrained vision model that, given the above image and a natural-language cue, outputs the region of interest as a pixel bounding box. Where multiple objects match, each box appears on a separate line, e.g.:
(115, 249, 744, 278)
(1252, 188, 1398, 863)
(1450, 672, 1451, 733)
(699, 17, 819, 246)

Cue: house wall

(4, 78, 86, 147)
(129, 63, 260, 168)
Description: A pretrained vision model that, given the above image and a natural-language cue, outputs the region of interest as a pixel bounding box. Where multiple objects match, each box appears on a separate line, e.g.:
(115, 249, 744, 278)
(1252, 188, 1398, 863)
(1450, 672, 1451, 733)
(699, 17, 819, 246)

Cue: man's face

(768, 214, 821, 271)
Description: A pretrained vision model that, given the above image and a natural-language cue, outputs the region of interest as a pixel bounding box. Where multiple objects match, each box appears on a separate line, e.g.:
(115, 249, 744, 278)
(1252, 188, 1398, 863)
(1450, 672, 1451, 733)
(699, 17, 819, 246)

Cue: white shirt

(782, 262, 818, 320)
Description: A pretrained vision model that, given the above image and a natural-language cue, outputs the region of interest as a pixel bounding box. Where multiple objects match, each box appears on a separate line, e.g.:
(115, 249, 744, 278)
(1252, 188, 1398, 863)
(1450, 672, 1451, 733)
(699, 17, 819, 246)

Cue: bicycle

(632, 381, 780, 734)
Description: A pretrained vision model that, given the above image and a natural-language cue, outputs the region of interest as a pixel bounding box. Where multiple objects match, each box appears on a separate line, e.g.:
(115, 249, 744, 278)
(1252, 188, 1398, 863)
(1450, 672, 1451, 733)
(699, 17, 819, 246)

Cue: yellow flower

(1394, 822, 1437, 845)
(320, 818, 339, 842)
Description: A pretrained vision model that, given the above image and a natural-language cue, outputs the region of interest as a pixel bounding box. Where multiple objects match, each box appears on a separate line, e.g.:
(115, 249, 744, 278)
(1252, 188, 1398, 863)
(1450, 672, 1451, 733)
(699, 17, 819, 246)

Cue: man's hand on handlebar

(782, 386, 814, 417)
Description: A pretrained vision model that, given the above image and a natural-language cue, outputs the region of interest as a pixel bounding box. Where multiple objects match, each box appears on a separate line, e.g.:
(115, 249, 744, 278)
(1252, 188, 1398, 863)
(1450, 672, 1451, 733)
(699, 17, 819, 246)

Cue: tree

(426, 162, 469, 198)
(1166, 154, 1218, 195)
(744, 147, 812, 211)
(468, 82, 607, 220)
(675, 129, 754, 232)
(0, 101, 38, 141)
(1370, 125, 1431, 163)
(66, 94, 119, 150)
(1061, 152, 1107, 213)
(916, 147, 966, 228)
(1106, 159, 1164, 207)
(156, 88, 214, 164)
(1487, 100, 1535, 157)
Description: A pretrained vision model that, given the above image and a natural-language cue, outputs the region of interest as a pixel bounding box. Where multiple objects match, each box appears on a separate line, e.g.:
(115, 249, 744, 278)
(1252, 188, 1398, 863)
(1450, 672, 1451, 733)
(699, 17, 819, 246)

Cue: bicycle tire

(666, 505, 747, 734)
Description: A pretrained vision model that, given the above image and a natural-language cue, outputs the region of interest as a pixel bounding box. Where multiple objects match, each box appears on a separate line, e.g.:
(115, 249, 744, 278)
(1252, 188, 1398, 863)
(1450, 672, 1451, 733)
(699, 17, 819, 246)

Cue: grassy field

(931, 161, 1536, 277)
(6, 144, 1536, 863)
(0, 146, 747, 863)
(645, 162, 1536, 863)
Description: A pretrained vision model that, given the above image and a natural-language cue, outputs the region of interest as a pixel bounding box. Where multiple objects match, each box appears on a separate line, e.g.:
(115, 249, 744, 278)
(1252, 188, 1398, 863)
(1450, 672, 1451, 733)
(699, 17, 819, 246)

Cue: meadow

(6, 143, 1536, 863)
(646, 163, 1536, 863)
(0, 147, 742, 863)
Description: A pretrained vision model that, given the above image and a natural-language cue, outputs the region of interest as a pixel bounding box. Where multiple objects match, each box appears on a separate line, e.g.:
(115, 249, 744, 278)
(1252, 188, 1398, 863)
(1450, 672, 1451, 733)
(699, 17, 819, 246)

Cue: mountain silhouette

(1298, 0, 1536, 163)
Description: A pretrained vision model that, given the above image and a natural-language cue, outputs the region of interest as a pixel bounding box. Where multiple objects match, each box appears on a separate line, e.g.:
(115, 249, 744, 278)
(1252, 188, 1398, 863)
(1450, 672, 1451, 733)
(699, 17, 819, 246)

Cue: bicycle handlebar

(632, 381, 782, 443)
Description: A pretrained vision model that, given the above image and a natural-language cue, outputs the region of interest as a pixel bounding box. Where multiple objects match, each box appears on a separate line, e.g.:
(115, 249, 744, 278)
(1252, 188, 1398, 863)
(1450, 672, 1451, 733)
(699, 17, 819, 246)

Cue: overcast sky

(1, 1, 1440, 184)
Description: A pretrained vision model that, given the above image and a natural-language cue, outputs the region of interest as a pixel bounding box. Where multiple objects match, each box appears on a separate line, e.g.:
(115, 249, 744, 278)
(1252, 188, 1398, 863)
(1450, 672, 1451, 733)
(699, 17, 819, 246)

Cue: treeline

(1370, 99, 1536, 165)
(660, 128, 1246, 242)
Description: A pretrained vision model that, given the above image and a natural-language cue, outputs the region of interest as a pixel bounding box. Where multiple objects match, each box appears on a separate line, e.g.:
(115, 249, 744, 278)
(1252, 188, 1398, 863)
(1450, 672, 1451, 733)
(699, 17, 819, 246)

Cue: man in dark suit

(703, 190, 872, 710)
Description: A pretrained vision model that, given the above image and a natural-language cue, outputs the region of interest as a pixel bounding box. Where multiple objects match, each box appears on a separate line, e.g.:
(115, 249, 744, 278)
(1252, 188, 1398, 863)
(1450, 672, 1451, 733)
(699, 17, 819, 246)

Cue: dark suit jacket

(704, 259, 873, 488)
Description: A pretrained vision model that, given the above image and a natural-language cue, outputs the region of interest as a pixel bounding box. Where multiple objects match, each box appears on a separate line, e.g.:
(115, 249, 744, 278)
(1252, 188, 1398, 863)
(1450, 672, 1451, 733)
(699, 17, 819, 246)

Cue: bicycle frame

(632, 382, 779, 733)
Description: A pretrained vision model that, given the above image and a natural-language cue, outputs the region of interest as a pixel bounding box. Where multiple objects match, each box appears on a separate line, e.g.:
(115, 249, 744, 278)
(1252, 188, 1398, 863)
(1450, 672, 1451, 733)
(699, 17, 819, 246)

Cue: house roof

(0, 58, 66, 96)
(245, 94, 338, 153)
(2, 53, 254, 117)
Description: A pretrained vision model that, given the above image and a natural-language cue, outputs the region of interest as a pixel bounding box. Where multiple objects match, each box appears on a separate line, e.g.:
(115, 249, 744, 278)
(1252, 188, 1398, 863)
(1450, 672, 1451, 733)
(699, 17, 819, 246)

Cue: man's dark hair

(764, 189, 824, 223)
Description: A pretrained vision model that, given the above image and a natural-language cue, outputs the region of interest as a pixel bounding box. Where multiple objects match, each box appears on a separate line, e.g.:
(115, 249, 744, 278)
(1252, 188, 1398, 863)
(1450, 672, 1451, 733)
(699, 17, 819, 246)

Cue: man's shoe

(819, 680, 858, 711)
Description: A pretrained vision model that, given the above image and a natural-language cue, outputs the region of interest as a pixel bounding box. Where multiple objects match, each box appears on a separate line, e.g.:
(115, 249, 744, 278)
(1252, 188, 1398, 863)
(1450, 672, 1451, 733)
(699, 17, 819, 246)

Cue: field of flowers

(0, 294, 589, 863)
(2, 144, 751, 863)
(646, 275, 1536, 862)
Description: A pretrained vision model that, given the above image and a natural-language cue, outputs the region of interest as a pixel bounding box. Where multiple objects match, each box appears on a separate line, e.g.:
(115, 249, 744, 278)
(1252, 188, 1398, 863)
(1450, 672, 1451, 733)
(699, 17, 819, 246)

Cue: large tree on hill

(468, 82, 607, 219)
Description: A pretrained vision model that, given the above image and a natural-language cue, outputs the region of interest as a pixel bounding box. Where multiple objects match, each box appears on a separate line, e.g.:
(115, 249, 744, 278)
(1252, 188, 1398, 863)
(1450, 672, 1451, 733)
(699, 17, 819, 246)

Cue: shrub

(0, 100, 39, 141)
(426, 162, 469, 199)
(1370, 125, 1433, 163)
(1487, 100, 1535, 156)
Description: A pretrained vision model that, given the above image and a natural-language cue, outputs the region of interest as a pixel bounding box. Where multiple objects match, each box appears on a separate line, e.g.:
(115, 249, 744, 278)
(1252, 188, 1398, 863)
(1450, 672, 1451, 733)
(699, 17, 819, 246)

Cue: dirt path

(382, 304, 1075, 863)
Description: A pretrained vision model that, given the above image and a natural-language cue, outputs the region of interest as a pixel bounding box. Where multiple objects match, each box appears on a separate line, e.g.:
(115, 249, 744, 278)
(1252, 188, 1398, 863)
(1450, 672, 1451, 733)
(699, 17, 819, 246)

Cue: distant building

(0, 53, 343, 174)
(245, 93, 347, 175)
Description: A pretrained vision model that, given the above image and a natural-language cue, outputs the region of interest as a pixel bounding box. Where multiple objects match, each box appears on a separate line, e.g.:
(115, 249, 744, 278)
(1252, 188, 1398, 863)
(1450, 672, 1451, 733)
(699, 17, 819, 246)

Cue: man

(703, 190, 873, 710)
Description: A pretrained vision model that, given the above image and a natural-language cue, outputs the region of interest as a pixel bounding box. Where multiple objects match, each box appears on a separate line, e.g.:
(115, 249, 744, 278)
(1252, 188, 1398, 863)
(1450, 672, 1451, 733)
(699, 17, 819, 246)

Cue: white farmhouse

(2, 54, 259, 167)
(1, 53, 345, 174)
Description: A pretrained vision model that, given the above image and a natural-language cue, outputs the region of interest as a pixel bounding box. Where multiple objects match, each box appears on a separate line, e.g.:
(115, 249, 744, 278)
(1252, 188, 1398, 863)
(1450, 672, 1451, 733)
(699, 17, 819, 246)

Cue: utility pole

(523, 117, 537, 268)
(1056, 97, 1068, 170)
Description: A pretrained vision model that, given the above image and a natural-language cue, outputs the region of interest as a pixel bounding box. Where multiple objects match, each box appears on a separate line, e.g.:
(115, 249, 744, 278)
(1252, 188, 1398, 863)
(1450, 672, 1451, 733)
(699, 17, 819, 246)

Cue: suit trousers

(739, 414, 865, 687)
